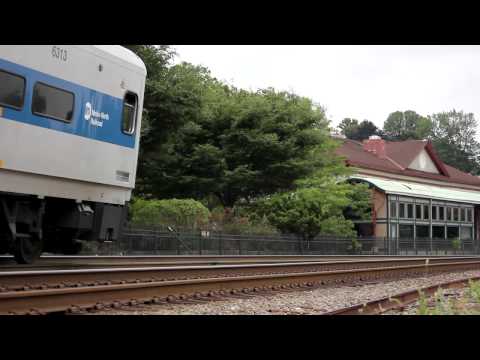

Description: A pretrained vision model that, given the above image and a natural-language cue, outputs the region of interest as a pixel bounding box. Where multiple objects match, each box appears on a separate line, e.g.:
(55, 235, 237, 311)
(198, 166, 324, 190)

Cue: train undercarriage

(0, 193, 126, 264)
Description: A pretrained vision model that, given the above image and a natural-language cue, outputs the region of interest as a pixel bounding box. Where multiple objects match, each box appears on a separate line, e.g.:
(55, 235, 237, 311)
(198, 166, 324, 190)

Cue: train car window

(32, 82, 74, 122)
(122, 92, 137, 135)
(0, 70, 25, 110)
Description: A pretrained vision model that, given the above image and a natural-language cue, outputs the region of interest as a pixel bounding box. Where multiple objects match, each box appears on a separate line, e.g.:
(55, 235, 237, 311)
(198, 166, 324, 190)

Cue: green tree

(429, 110, 480, 174)
(353, 120, 378, 141)
(130, 198, 210, 228)
(338, 118, 378, 141)
(256, 155, 372, 241)
(144, 84, 334, 207)
(383, 110, 431, 140)
(338, 118, 359, 138)
(124, 46, 221, 197)
(257, 179, 371, 241)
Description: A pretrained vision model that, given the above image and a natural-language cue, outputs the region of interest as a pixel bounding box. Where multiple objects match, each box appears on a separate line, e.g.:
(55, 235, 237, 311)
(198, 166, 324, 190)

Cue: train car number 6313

(52, 46, 68, 62)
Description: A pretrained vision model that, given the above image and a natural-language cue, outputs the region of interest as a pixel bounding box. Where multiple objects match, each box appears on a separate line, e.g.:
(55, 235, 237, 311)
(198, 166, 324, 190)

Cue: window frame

(453, 207, 459, 222)
(121, 91, 138, 136)
(389, 201, 397, 218)
(467, 208, 473, 223)
(0, 69, 26, 111)
(439, 206, 445, 221)
(447, 207, 452, 221)
(415, 204, 422, 220)
(31, 81, 75, 123)
(423, 204, 429, 220)
(407, 203, 414, 219)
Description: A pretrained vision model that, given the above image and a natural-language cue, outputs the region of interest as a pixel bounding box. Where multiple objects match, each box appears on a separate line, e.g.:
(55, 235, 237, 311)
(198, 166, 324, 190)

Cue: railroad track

(0, 257, 476, 291)
(0, 254, 475, 271)
(324, 275, 480, 315)
(1, 257, 480, 314)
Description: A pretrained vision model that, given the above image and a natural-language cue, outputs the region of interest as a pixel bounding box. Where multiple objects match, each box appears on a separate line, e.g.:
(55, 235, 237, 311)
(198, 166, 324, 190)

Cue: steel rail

(1, 259, 480, 314)
(1, 254, 475, 265)
(0, 255, 429, 271)
(323, 275, 480, 315)
(0, 257, 477, 291)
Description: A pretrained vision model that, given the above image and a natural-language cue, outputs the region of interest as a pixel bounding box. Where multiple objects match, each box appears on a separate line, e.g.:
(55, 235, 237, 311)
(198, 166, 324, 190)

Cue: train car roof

(90, 45, 147, 76)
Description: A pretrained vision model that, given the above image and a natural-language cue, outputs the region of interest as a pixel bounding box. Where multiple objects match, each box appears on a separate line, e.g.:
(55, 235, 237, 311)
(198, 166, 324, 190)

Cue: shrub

(347, 238, 363, 254)
(452, 238, 461, 251)
(130, 198, 210, 229)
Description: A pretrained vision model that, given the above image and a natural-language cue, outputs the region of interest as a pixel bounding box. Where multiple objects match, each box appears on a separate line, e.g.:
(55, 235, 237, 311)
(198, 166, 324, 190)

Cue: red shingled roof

(336, 138, 480, 187)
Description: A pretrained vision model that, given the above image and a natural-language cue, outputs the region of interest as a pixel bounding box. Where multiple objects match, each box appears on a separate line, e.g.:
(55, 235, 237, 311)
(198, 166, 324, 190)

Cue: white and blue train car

(0, 45, 147, 263)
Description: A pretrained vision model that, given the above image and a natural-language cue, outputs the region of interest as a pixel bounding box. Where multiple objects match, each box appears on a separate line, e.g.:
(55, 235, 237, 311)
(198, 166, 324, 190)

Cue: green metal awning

(350, 175, 480, 204)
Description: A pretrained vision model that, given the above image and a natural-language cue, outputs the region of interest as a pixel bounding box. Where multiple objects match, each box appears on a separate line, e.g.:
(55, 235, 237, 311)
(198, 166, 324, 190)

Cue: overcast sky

(173, 45, 480, 129)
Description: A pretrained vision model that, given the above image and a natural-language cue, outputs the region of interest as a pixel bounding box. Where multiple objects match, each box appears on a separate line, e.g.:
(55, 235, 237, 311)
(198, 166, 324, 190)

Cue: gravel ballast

(91, 270, 480, 315)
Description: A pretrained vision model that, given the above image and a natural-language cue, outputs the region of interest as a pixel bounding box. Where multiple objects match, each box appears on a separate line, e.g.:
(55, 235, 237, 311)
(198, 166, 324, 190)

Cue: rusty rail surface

(1, 258, 480, 314)
(1, 255, 478, 273)
(323, 275, 480, 315)
(0, 254, 424, 271)
(0, 257, 477, 291)
(1, 254, 460, 267)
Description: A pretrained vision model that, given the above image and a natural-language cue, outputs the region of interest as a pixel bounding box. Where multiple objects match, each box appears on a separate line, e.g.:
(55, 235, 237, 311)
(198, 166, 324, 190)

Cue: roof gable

(385, 140, 426, 168)
(408, 148, 440, 173)
(384, 139, 449, 176)
(335, 138, 480, 187)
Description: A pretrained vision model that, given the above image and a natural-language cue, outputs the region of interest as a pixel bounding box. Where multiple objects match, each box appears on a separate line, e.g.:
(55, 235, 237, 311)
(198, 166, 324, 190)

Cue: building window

(447, 226, 459, 239)
(390, 224, 397, 239)
(432, 206, 437, 221)
(399, 203, 405, 218)
(0, 69, 25, 110)
(453, 208, 459, 222)
(416, 225, 430, 239)
(432, 225, 445, 240)
(399, 224, 414, 239)
(460, 227, 473, 241)
(407, 203, 413, 219)
(415, 204, 422, 220)
(447, 207, 452, 221)
(439, 206, 445, 221)
(122, 92, 138, 135)
(467, 208, 473, 222)
(389, 201, 397, 218)
(460, 208, 466, 222)
(32, 82, 74, 122)
(423, 205, 429, 220)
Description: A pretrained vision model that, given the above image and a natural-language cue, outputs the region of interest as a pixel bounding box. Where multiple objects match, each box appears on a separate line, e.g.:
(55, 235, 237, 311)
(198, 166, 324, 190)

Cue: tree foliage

(126, 44, 336, 208)
(130, 198, 210, 228)
(338, 118, 379, 141)
(124, 45, 373, 238)
(338, 118, 359, 138)
(429, 110, 480, 174)
(380, 109, 480, 174)
(383, 110, 431, 141)
(256, 179, 371, 241)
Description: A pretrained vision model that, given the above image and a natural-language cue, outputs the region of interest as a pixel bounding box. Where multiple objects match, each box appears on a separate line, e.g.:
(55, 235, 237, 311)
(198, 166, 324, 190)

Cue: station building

(336, 136, 480, 246)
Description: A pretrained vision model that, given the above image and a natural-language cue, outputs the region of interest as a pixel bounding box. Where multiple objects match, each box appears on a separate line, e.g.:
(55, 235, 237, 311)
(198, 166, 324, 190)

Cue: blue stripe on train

(0, 57, 136, 149)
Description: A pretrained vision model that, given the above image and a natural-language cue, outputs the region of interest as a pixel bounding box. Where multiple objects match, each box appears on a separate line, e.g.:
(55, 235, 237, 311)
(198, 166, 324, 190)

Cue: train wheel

(13, 234, 43, 264)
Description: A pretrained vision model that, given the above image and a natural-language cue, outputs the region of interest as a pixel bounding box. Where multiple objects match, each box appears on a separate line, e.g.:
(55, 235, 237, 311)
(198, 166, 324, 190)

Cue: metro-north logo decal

(84, 102, 109, 127)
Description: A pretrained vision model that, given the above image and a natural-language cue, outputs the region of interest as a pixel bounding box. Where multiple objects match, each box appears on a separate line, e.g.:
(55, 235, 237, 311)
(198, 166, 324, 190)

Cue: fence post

(176, 233, 180, 255)
(219, 233, 223, 255)
(198, 233, 202, 255)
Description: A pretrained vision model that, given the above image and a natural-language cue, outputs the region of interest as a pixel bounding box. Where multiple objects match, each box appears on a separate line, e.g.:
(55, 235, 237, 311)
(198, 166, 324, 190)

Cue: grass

(415, 280, 480, 315)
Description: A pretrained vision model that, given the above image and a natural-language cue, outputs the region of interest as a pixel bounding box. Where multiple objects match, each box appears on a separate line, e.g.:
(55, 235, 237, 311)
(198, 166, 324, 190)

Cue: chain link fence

(78, 225, 479, 256)
(77, 227, 479, 255)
